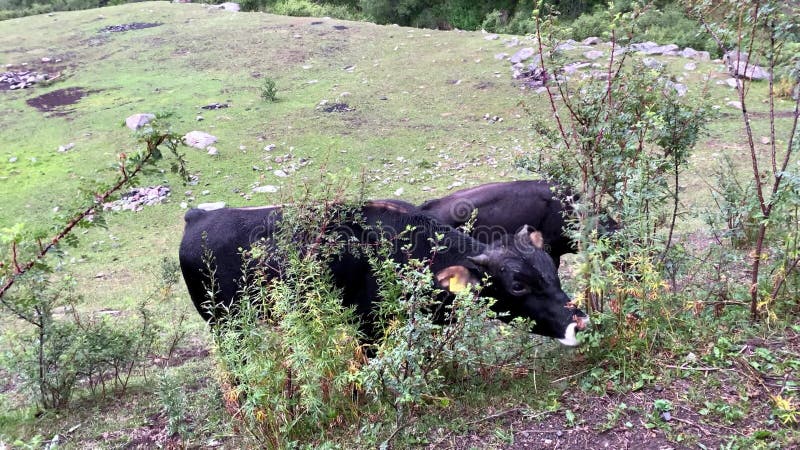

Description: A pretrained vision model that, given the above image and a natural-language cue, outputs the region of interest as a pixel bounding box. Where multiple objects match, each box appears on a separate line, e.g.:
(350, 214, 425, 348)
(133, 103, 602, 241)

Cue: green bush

(208, 197, 544, 446)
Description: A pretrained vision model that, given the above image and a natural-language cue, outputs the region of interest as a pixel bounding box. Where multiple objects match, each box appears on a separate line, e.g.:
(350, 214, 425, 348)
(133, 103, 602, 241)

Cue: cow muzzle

(557, 316, 590, 347)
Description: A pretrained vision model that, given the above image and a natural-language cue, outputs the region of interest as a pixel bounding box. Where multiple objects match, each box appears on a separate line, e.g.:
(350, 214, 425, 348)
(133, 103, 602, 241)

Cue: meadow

(1, 2, 799, 448)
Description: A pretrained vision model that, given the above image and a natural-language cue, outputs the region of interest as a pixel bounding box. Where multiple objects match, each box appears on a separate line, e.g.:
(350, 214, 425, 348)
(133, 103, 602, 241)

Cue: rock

(217, 2, 240, 11)
(197, 202, 226, 211)
(274, 169, 288, 177)
(632, 42, 678, 55)
(180, 202, 188, 208)
(57, 142, 75, 152)
(584, 50, 604, 60)
(510, 47, 536, 64)
(41, 57, 52, 63)
(582, 37, 601, 46)
(555, 41, 576, 52)
(494, 53, 508, 60)
(724, 50, 770, 80)
(207, 147, 218, 156)
(184, 131, 218, 149)
(724, 78, 739, 88)
(253, 185, 279, 193)
(9, 156, 17, 163)
(680, 47, 709, 60)
(504, 37, 520, 47)
(642, 58, 664, 70)
(201, 102, 228, 109)
(727, 100, 743, 110)
(125, 113, 155, 130)
(196, 116, 204, 121)
(661, 411, 672, 422)
(563, 61, 591, 74)
(630, 41, 660, 53)
(683, 61, 696, 71)
(394, 187, 404, 196)
(760, 136, 771, 144)
(484, 34, 499, 40)
(264, 144, 276, 151)
(664, 80, 687, 96)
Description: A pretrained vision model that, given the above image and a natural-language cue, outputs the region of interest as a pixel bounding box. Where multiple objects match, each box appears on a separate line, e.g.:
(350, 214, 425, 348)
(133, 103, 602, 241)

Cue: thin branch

(0, 134, 169, 301)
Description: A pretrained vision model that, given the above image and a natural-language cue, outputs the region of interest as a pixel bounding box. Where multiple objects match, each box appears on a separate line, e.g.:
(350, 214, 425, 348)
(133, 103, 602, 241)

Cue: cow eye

(511, 282, 528, 294)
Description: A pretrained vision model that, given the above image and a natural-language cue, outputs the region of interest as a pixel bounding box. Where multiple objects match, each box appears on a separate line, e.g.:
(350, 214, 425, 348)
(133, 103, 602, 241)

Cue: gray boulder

(510, 47, 536, 64)
(724, 50, 771, 80)
(125, 113, 155, 130)
(584, 50, 604, 60)
(184, 131, 218, 149)
(582, 37, 601, 46)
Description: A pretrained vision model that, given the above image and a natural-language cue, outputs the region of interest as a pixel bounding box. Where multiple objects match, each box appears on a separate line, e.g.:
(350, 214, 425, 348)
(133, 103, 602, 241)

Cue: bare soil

(26, 87, 93, 115)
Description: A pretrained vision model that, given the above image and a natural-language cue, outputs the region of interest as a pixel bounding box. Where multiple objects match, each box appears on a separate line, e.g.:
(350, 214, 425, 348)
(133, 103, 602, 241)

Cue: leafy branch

(0, 130, 186, 306)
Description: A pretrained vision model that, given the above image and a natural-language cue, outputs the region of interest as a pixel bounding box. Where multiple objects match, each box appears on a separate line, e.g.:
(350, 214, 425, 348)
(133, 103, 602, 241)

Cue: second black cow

(179, 200, 587, 346)
(420, 180, 607, 268)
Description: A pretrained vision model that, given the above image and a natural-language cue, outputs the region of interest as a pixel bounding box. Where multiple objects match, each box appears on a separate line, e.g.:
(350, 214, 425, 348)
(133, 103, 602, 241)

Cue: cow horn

(467, 249, 503, 271)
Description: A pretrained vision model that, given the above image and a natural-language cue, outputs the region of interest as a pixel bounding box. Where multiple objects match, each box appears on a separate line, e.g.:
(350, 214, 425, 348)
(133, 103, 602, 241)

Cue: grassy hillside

(1, 2, 799, 448)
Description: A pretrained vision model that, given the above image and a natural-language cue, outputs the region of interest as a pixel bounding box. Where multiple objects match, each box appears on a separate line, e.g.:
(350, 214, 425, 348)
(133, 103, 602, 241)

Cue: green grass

(2, 2, 800, 448)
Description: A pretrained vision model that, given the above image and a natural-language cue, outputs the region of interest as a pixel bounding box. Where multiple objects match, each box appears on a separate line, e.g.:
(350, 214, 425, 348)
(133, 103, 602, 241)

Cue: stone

(274, 169, 288, 177)
(184, 131, 218, 149)
(494, 53, 508, 60)
(510, 47, 536, 64)
(724, 50, 770, 80)
(57, 143, 75, 152)
(724, 78, 739, 88)
(582, 37, 601, 46)
(727, 100, 743, 110)
(253, 185, 279, 193)
(760, 136, 771, 145)
(642, 58, 664, 70)
(683, 61, 696, 71)
(394, 187, 404, 196)
(563, 61, 591, 74)
(41, 57, 52, 63)
(555, 41, 576, 52)
(666, 80, 687, 97)
(217, 2, 240, 11)
(197, 202, 226, 211)
(264, 144, 276, 151)
(584, 50, 604, 60)
(207, 147, 218, 155)
(484, 34, 499, 40)
(125, 113, 155, 130)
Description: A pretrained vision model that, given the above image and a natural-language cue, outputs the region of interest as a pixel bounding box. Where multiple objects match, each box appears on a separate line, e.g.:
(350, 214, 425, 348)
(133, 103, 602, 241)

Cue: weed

(261, 78, 278, 102)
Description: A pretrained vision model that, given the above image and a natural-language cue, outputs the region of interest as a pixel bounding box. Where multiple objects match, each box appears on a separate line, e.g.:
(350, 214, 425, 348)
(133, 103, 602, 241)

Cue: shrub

(260, 77, 278, 102)
(208, 195, 544, 446)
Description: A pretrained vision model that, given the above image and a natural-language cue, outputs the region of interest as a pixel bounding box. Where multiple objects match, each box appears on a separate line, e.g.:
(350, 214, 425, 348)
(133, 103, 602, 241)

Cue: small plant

(158, 372, 189, 438)
(771, 395, 799, 426)
(260, 77, 278, 102)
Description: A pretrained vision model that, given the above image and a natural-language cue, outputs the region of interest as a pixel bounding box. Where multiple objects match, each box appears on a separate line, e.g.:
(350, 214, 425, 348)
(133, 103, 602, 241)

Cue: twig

(671, 416, 711, 436)
(663, 365, 725, 372)
(0, 134, 169, 302)
(550, 368, 592, 384)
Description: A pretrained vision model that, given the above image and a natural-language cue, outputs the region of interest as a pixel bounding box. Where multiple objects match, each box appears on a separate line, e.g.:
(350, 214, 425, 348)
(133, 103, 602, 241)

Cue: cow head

(465, 226, 589, 346)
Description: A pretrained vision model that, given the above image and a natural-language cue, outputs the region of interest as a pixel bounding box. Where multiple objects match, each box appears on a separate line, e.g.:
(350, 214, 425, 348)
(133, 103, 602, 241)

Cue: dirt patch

(322, 102, 353, 113)
(100, 22, 162, 33)
(26, 87, 93, 115)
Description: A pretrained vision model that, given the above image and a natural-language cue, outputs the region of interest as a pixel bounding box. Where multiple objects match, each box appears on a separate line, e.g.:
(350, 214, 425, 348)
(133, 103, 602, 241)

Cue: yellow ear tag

(448, 274, 468, 293)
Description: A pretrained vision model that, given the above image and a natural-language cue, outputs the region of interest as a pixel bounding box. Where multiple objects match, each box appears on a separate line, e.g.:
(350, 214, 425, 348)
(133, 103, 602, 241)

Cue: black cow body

(179, 201, 587, 345)
(419, 181, 577, 267)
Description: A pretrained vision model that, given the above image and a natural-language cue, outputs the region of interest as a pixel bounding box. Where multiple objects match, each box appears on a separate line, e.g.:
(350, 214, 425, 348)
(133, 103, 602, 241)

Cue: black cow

(420, 180, 592, 268)
(178, 200, 587, 346)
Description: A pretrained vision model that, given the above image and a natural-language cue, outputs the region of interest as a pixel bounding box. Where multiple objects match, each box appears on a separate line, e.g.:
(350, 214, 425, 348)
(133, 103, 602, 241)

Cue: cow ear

(435, 265, 478, 293)
(516, 225, 545, 249)
(529, 231, 545, 249)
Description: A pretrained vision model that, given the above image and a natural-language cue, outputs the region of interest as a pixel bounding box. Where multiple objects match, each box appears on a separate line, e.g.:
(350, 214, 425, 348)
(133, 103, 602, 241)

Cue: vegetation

(1, 0, 800, 448)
